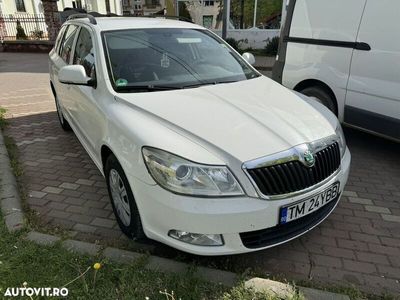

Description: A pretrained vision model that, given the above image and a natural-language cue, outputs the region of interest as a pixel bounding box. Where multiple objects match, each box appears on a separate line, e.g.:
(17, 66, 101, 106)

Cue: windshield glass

(103, 28, 259, 92)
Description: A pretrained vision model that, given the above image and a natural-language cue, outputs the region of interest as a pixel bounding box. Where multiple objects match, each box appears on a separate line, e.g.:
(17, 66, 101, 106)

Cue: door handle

(354, 42, 371, 51)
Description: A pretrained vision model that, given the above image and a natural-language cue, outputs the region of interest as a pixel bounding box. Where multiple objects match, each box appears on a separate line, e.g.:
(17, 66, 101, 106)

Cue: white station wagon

(49, 15, 350, 255)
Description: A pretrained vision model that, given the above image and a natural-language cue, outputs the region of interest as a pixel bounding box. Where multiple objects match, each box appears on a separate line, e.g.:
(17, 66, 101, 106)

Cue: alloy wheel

(109, 169, 131, 226)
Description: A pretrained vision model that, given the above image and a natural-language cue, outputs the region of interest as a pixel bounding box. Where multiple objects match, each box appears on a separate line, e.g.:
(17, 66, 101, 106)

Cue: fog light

(168, 230, 224, 246)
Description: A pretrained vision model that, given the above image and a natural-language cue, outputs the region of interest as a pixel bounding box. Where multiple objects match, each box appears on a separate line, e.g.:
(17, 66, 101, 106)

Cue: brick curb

(0, 130, 24, 232)
(0, 130, 349, 300)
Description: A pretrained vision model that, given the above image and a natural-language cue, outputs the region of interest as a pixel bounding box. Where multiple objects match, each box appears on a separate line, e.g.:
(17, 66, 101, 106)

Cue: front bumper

(129, 148, 351, 255)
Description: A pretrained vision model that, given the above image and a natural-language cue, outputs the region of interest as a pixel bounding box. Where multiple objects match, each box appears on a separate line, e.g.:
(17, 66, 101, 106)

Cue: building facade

(185, 0, 221, 29)
(0, 0, 122, 15)
(122, 0, 166, 16)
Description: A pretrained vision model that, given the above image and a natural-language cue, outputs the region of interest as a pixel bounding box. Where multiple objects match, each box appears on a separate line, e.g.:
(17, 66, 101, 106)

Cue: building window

(203, 15, 213, 28)
(105, 0, 111, 13)
(72, 1, 83, 9)
(15, 0, 26, 12)
(204, 0, 214, 6)
(145, 0, 160, 8)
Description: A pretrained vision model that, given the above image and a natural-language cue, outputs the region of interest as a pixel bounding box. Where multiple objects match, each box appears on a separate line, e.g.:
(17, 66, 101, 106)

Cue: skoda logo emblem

(303, 150, 315, 167)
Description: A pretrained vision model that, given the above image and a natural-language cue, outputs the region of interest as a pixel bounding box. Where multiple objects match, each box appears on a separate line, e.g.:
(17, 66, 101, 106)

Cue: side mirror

(59, 65, 95, 87)
(242, 52, 256, 66)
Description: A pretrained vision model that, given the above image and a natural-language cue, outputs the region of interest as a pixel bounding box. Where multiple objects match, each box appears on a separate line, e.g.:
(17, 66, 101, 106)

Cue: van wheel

(54, 94, 72, 131)
(105, 154, 145, 240)
(299, 86, 337, 115)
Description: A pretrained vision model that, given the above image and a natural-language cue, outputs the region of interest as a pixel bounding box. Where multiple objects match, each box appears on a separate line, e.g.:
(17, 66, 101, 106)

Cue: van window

(73, 27, 95, 78)
(59, 25, 78, 63)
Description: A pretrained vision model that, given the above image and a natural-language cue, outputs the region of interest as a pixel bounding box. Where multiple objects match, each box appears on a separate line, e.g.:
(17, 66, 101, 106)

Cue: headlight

(335, 123, 347, 157)
(142, 147, 244, 196)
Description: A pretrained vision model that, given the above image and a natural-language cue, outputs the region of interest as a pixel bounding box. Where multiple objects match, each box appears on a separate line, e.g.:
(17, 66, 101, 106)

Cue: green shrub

(31, 28, 44, 40)
(265, 36, 280, 56)
(225, 38, 241, 52)
(16, 20, 27, 40)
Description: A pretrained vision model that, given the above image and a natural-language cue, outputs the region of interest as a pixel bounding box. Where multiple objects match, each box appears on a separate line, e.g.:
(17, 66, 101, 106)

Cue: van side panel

(282, 0, 366, 121)
(345, 0, 400, 139)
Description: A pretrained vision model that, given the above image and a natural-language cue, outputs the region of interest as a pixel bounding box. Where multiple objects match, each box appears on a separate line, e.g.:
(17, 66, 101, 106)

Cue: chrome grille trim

(242, 135, 342, 200)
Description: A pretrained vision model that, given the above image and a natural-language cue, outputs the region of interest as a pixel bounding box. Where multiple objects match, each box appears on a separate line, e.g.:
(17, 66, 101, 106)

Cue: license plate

(279, 182, 340, 224)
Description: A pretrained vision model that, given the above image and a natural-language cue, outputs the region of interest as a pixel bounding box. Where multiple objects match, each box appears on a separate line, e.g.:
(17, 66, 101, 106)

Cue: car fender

(103, 99, 226, 186)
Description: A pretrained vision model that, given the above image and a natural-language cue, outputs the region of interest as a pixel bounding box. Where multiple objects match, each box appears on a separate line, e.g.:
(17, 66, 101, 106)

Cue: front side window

(59, 25, 78, 63)
(15, 0, 26, 12)
(73, 27, 95, 78)
(103, 28, 259, 92)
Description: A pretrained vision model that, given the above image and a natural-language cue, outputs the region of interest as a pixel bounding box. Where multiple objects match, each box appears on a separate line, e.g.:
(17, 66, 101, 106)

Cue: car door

(55, 24, 79, 119)
(68, 25, 105, 157)
(345, 0, 400, 140)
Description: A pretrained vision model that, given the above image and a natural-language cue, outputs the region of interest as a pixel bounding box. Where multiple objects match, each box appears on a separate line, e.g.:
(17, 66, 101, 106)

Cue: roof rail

(67, 13, 97, 25)
(150, 15, 194, 24)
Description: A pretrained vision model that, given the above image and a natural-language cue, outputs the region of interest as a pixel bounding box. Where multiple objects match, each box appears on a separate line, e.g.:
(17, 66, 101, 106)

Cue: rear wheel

(299, 86, 337, 115)
(105, 154, 145, 240)
(54, 94, 71, 131)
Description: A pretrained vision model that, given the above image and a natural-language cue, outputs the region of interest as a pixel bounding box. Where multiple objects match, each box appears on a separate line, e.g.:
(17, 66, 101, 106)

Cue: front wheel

(105, 154, 145, 240)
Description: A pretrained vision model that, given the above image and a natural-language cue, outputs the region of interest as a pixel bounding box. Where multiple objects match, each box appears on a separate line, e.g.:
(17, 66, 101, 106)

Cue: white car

(273, 0, 400, 141)
(49, 15, 350, 255)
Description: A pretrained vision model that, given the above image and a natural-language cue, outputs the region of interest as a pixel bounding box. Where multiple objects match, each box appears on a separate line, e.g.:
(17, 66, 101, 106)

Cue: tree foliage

(178, 2, 193, 23)
(230, 0, 282, 28)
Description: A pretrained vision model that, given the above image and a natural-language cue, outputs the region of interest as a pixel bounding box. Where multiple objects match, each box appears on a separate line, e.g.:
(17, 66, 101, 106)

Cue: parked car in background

(273, 0, 400, 142)
(49, 15, 350, 255)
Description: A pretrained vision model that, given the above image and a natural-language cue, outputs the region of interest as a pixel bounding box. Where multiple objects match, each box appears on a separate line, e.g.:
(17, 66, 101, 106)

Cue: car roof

(69, 17, 205, 31)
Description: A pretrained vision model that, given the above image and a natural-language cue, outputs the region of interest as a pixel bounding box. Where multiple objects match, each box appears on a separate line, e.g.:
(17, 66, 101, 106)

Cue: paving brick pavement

(0, 53, 399, 295)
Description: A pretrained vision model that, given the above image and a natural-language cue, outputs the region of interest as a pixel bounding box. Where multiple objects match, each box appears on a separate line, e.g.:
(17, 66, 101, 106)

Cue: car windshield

(103, 28, 260, 92)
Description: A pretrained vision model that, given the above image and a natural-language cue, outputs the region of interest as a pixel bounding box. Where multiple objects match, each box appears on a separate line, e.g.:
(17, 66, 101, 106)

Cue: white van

(273, 0, 400, 141)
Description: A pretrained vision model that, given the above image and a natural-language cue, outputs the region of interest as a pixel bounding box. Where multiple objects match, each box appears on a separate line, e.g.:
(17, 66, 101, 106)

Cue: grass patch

(0, 107, 6, 129)
(0, 212, 301, 299)
(4, 135, 23, 177)
(296, 279, 398, 300)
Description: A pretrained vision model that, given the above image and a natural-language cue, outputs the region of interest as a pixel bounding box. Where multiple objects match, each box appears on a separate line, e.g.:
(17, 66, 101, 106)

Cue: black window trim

(58, 24, 79, 64)
(55, 25, 67, 54)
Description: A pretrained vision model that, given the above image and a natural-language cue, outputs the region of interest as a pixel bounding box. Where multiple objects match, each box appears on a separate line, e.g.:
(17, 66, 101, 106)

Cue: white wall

(212, 29, 280, 50)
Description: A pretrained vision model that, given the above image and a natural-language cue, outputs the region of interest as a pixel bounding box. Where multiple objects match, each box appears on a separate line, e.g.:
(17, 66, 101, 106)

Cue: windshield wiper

(116, 85, 183, 93)
(182, 80, 238, 89)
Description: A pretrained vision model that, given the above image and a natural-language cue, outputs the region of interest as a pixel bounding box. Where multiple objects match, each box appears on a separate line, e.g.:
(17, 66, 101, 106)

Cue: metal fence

(0, 14, 48, 41)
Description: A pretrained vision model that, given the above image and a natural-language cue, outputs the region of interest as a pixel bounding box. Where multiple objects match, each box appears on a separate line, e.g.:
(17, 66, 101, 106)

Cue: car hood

(117, 76, 336, 162)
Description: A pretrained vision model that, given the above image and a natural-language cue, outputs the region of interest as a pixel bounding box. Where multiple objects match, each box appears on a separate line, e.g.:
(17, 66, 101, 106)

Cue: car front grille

(240, 196, 339, 249)
(246, 142, 341, 196)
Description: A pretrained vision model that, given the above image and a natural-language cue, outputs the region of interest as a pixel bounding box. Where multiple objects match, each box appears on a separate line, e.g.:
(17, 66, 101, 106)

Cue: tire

(105, 154, 145, 240)
(299, 86, 337, 115)
(54, 93, 72, 131)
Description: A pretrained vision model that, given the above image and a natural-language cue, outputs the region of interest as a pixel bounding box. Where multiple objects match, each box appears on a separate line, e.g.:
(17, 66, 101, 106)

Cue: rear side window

(54, 26, 66, 52)
(59, 25, 78, 63)
(73, 27, 95, 78)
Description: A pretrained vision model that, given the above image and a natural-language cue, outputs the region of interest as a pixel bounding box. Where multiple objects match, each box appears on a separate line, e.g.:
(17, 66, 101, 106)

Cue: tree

(178, 2, 192, 22)
(41, 0, 61, 41)
(230, 0, 282, 28)
(16, 20, 27, 40)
